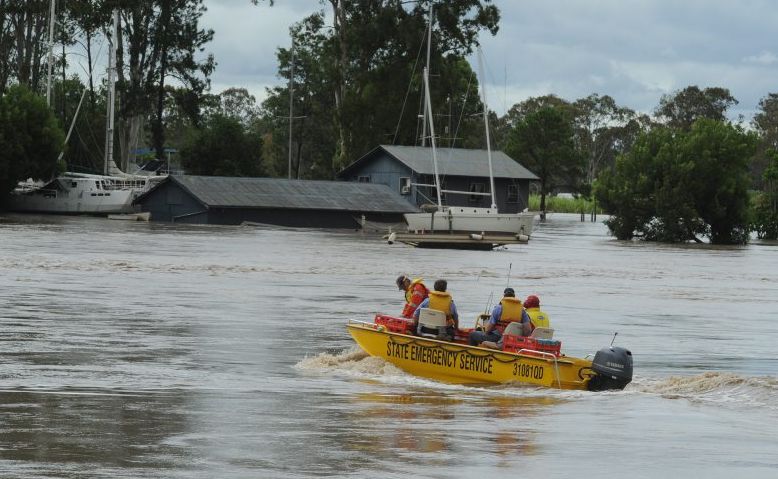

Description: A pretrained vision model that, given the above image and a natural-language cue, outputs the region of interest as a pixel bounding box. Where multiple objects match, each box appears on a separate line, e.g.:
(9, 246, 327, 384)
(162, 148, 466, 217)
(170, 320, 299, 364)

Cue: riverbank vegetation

(528, 194, 603, 215)
(1, 1, 778, 242)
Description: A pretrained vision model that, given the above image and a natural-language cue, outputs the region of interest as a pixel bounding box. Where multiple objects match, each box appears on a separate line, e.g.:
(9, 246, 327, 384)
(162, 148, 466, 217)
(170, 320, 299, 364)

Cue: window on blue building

(507, 184, 519, 203)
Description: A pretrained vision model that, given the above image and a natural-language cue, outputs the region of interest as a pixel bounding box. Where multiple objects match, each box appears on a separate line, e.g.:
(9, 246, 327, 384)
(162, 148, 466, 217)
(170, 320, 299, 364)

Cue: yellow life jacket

(404, 278, 427, 303)
(526, 307, 550, 328)
(498, 297, 524, 324)
(427, 290, 452, 315)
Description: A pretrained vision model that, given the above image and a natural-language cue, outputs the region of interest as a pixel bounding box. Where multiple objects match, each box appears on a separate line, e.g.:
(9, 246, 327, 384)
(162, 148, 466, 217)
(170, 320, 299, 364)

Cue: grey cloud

(202, 0, 778, 119)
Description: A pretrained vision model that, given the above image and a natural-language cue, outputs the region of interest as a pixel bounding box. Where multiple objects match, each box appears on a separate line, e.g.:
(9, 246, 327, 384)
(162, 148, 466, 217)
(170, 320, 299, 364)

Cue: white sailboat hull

(404, 207, 535, 236)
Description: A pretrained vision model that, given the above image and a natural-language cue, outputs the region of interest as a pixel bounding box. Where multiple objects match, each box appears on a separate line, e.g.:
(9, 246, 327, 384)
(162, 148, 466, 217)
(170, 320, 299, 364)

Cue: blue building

(133, 175, 417, 227)
(338, 145, 538, 213)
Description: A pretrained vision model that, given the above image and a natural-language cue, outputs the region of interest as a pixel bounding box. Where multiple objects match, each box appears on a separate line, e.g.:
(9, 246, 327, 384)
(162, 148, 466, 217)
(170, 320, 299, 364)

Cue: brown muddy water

(0, 213, 776, 478)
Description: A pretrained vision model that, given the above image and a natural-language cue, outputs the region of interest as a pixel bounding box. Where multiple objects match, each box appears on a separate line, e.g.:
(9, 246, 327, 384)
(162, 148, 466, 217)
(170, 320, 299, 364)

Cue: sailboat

(402, 52, 535, 237)
(8, 8, 164, 215)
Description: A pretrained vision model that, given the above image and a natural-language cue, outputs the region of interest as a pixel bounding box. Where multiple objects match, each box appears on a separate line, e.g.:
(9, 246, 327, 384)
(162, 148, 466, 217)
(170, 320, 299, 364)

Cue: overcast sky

(200, 0, 778, 120)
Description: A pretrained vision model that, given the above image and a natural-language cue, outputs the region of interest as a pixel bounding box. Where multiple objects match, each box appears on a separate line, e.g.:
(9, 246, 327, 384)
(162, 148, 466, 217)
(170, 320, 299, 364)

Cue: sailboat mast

(477, 48, 497, 209)
(104, 10, 118, 176)
(45, 0, 56, 107)
(288, 38, 295, 180)
(421, 3, 432, 147)
(423, 67, 443, 209)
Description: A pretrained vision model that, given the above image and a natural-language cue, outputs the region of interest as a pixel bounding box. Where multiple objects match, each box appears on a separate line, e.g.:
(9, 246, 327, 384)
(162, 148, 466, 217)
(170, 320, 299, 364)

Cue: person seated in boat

(524, 294, 551, 329)
(396, 275, 429, 321)
(413, 279, 458, 340)
(469, 287, 531, 347)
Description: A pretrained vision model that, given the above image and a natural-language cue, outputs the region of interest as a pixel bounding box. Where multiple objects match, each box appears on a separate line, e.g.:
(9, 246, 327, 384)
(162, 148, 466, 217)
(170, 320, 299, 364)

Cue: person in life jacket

(396, 275, 429, 319)
(413, 279, 458, 339)
(524, 295, 550, 328)
(469, 287, 531, 346)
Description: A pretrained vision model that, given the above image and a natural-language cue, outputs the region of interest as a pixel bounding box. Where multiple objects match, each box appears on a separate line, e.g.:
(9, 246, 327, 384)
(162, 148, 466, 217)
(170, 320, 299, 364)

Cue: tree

(63, 1, 111, 113)
(114, 1, 214, 170)
(259, 12, 337, 179)
(213, 88, 259, 127)
(494, 95, 567, 150)
(0, 84, 64, 196)
(258, 3, 495, 179)
(750, 92, 778, 189)
(750, 152, 778, 239)
(505, 105, 583, 217)
(321, 0, 500, 171)
(179, 115, 263, 177)
(0, 1, 50, 95)
(655, 86, 737, 130)
(572, 94, 636, 186)
(595, 119, 756, 244)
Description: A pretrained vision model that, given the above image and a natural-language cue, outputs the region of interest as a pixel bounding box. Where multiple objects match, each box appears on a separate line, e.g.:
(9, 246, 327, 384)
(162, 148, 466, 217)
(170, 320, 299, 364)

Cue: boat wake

(629, 372, 778, 412)
(295, 347, 406, 378)
(294, 348, 589, 399)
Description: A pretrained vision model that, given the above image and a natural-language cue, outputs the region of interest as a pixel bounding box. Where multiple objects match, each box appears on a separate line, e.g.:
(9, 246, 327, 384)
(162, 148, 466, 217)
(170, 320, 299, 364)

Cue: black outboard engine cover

(588, 346, 633, 391)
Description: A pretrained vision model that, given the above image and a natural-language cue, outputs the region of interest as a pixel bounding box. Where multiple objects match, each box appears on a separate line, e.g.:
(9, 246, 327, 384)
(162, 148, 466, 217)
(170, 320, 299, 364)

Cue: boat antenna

(483, 291, 493, 315)
(610, 332, 618, 346)
(505, 262, 512, 288)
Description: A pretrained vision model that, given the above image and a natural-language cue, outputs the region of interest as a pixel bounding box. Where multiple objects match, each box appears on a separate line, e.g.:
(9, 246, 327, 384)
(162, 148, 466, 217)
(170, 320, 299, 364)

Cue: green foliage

(528, 194, 604, 214)
(655, 86, 738, 130)
(595, 120, 756, 244)
(0, 85, 65, 195)
(750, 152, 778, 239)
(750, 93, 778, 189)
(179, 115, 263, 177)
(259, 2, 499, 178)
(505, 106, 584, 213)
(572, 94, 643, 184)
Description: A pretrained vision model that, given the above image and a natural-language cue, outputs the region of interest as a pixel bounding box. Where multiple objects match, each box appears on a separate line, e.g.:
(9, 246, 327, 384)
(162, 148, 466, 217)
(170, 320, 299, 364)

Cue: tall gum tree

(322, 0, 499, 173)
(505, 105, 583, 218)
(113, 0, 214, 170)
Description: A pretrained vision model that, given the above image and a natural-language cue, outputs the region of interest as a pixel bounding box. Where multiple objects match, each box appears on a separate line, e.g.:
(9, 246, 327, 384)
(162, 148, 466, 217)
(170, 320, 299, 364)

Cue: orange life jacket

(404, 278, 428, 304)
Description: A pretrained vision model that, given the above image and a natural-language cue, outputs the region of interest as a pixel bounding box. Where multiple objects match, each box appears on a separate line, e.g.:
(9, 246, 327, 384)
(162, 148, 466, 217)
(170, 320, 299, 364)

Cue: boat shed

(337, 145, 539, 213)
(133, 175, 418, 227)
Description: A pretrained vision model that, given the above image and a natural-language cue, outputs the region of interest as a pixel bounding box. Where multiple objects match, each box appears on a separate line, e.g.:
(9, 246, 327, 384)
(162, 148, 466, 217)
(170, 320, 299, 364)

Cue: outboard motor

(588, 346, 633, 391)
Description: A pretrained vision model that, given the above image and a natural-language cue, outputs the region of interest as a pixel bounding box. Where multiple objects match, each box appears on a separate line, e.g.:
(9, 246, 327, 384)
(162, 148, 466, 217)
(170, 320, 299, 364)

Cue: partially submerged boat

(347, 314, 633, 391)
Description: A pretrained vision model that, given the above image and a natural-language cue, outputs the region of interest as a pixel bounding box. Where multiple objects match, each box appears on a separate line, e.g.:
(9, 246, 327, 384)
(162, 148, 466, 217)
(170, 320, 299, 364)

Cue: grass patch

(528, 194, 607, 214)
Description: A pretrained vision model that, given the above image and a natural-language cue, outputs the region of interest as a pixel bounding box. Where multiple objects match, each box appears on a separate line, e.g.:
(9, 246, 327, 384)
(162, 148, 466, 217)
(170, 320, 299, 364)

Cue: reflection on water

(0, 388, 192, 475)
(1, 213, 777, 478)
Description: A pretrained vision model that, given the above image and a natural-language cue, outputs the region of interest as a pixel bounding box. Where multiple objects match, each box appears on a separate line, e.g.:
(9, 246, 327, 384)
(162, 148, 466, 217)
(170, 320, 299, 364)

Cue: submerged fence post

(591, 198, 597, 222)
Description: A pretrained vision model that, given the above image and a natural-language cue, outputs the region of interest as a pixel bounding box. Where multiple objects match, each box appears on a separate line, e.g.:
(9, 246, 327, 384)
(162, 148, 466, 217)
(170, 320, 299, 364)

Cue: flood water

(1, 213, 776, 478)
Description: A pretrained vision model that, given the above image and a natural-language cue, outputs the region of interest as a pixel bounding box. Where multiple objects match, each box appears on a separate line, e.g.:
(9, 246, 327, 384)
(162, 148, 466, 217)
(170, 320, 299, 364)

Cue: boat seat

(502, 321, 525, 337)
(417, 308, 449, 339)
(530, 327, 554, 340)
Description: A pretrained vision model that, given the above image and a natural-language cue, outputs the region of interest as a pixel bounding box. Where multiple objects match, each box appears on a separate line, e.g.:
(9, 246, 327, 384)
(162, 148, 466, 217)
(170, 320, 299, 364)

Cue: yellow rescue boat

(347, 315, 633, 391)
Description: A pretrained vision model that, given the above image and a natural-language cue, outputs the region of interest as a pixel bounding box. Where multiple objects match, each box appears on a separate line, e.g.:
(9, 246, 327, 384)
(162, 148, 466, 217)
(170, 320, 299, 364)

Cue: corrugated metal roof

(168, 176, 418, 213)
(379, 145, 539, 180)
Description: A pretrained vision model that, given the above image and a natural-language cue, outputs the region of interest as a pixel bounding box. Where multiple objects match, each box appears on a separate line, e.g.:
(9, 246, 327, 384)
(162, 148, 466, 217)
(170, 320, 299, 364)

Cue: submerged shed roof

(340, 145, 539, 180)
(145, 175, 417, 213)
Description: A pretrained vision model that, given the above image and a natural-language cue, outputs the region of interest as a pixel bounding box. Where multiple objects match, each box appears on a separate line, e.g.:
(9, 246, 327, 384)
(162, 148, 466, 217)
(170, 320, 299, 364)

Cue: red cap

(524, 295, 540, 308)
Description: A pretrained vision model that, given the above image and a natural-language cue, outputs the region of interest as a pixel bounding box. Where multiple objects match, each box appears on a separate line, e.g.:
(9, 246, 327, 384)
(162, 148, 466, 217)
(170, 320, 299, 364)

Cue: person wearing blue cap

(468, 287, 531, 347)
